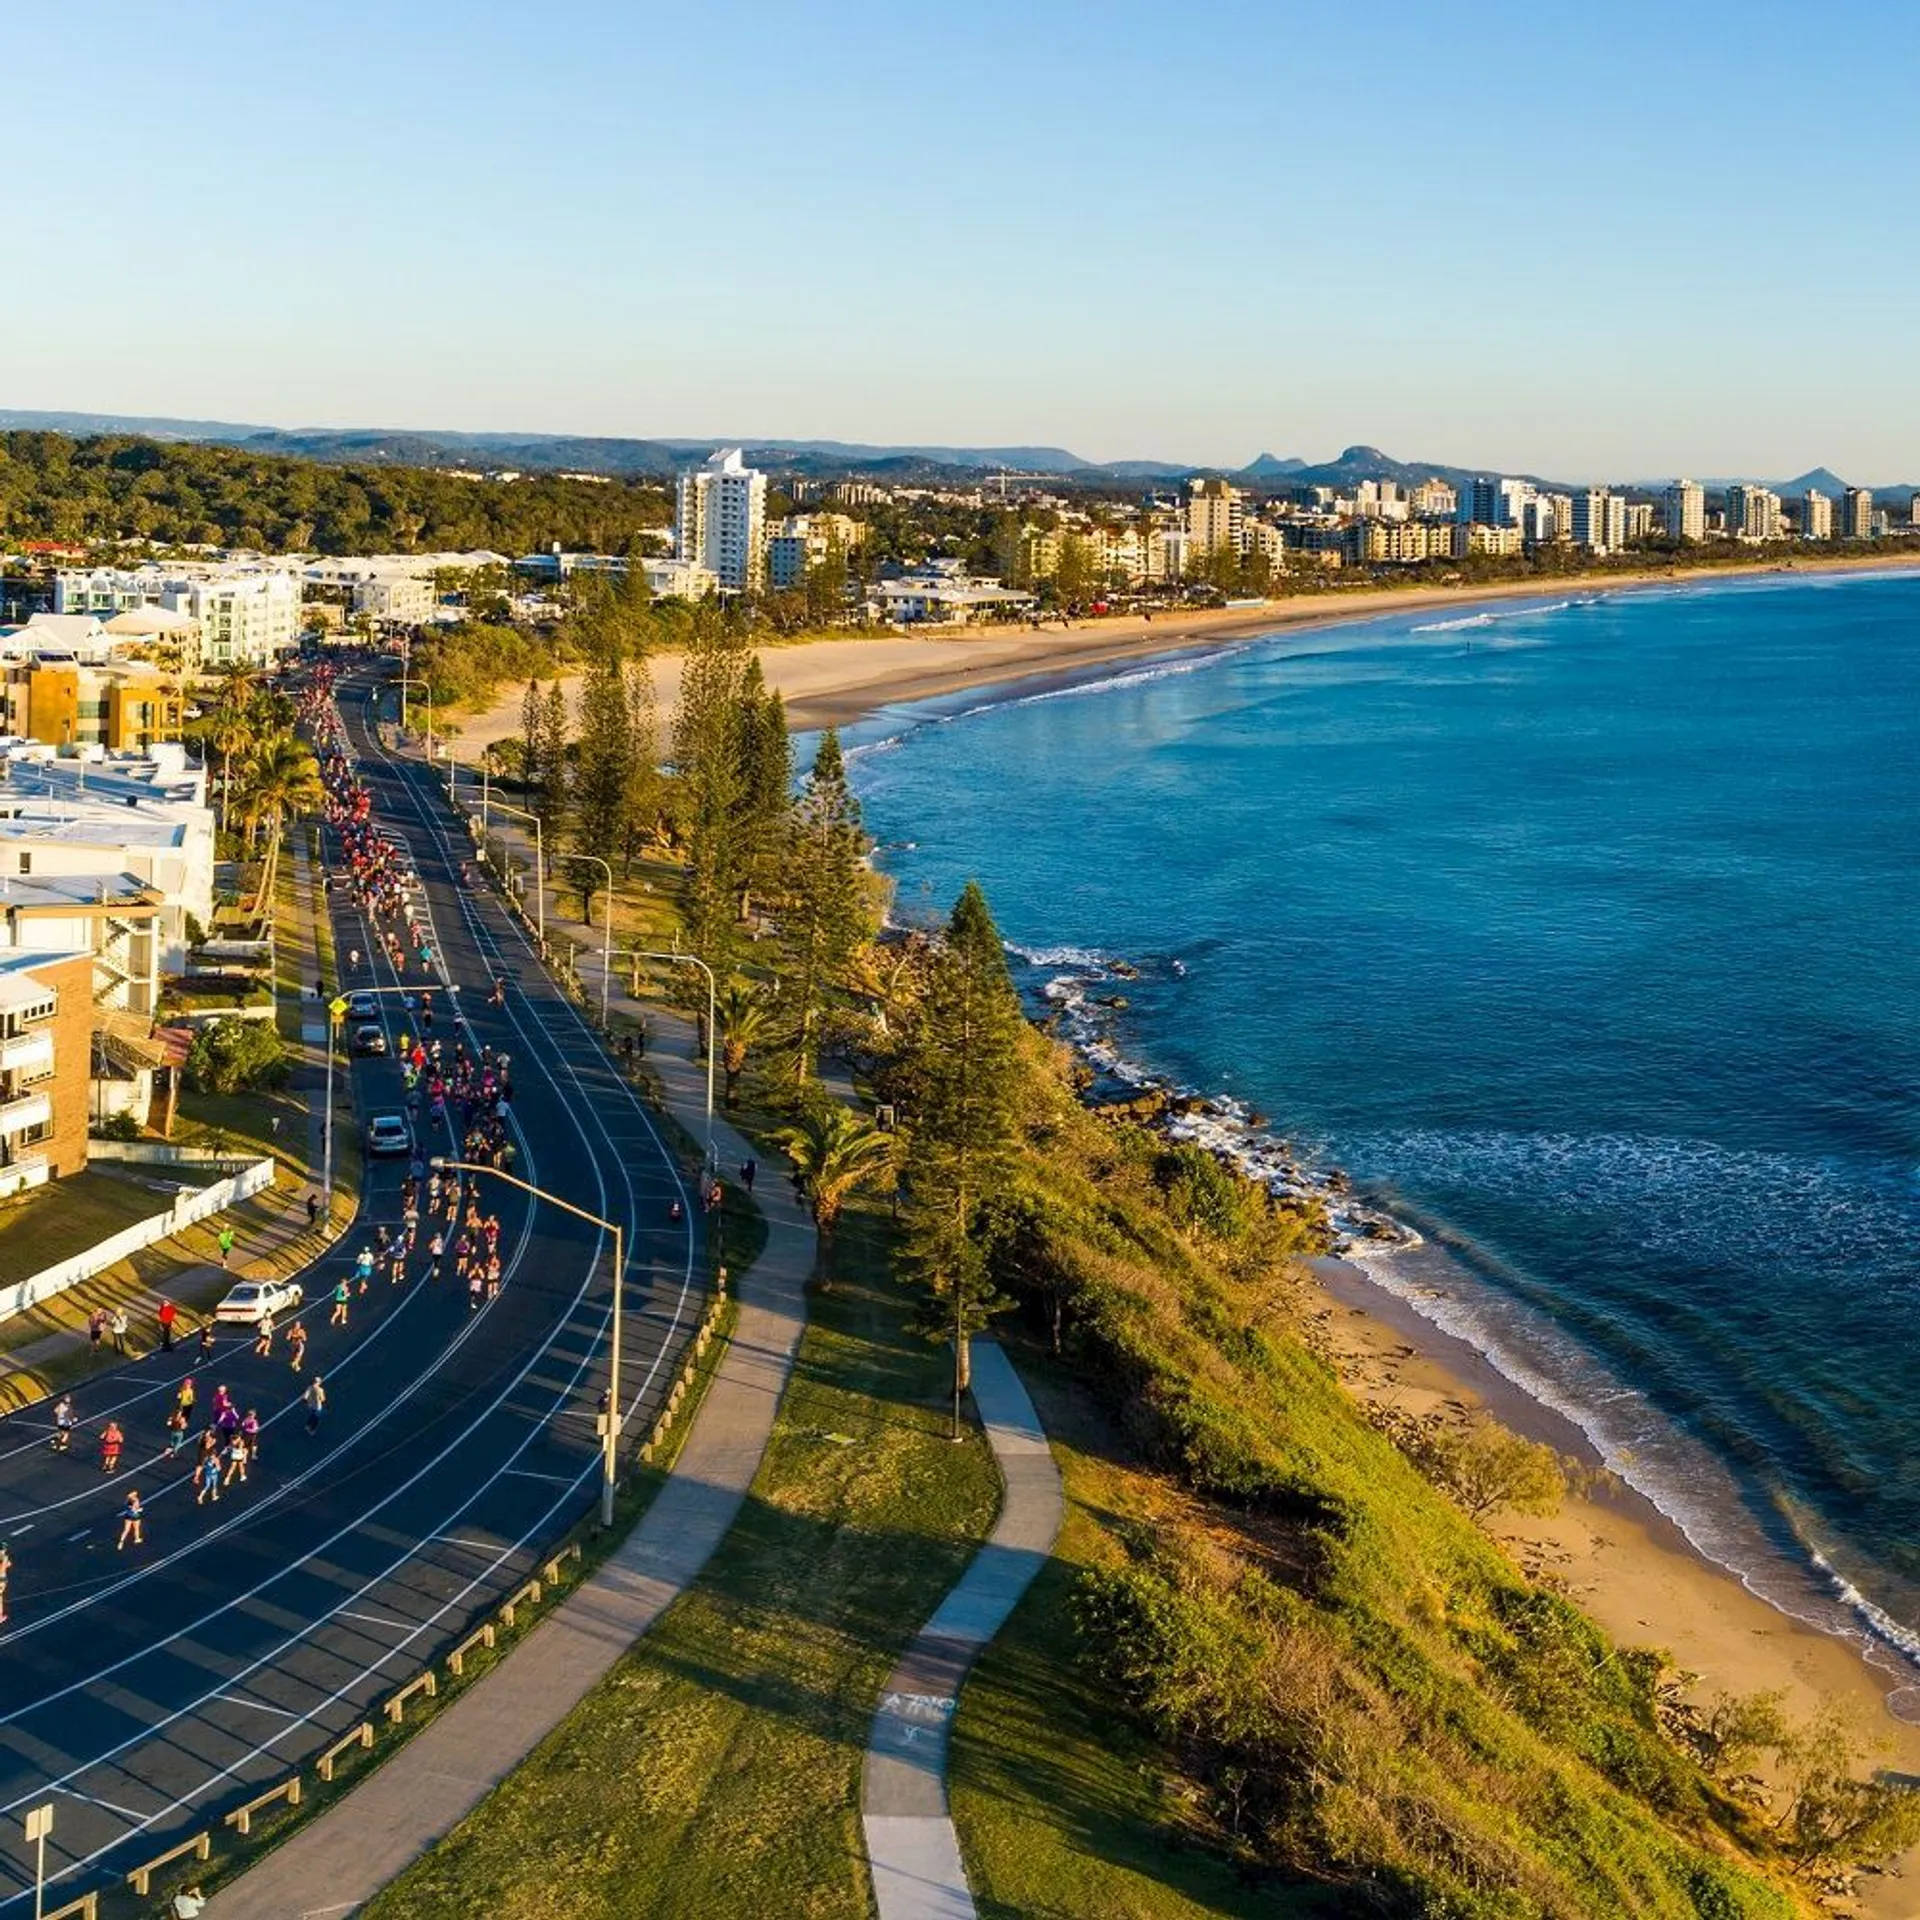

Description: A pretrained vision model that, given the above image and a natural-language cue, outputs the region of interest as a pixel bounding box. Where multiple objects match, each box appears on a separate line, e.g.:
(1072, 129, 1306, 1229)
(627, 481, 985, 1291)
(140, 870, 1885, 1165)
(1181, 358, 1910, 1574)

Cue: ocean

(847, 570, 1920, 1698)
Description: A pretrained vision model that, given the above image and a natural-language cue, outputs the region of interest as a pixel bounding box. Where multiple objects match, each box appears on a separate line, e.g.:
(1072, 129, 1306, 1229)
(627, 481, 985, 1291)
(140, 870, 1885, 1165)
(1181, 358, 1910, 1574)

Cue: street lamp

(479, 795, 545, 953)
(567, 853, 615, 1025)
(433, 1156, 626, 1527)
(613, 947, 716, 1166)
(393, 676, 434, 754)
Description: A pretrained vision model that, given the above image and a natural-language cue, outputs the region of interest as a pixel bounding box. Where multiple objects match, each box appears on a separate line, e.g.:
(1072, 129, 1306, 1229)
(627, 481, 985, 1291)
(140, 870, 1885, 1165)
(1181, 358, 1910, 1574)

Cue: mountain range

(0, 410, 1911, 502)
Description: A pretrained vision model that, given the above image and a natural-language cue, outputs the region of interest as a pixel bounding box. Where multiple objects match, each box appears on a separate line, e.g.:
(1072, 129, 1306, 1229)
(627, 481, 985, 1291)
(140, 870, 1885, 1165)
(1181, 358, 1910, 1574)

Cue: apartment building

(1458, 477, 1533, 528)
(1726, 485, 1783, 542)
(1802, 490, 1834, 540)
(56, 565, 300, 667)
(1409, 478, 1459, 519)
(0, 948, 91, 1194)
(676, 448, 769, 591)
(1663, 480, 1706, 542)
(0, 659, 184, 751)
(766, 512, 866, 589)
(1350, 520, 1453, 565)
(1843, 488, 1876, 540)
(1185, 478, 1245, 558)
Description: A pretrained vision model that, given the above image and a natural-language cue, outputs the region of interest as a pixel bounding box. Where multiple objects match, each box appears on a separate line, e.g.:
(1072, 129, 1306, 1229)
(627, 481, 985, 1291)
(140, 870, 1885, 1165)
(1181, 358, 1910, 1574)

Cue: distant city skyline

(12, 1, 1919, 478)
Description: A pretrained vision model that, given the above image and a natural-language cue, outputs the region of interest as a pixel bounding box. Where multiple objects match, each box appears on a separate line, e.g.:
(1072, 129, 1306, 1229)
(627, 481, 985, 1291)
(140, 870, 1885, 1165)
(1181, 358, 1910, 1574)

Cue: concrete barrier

(126, 1830, 211, 1894)
(0, 1155, 276, 1324)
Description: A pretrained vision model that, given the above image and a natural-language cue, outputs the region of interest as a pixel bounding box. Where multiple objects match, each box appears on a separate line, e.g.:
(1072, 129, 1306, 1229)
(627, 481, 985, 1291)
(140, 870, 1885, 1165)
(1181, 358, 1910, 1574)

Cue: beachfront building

(1350, 520, 1454, 566)
(511, 550, 718, 601)
(1663, 480, 1706, 542)
(1185, 478, 1245, 562)
(1802, 490, 1834, 540)
(1843, 488, 1876, 540)
(0, 947, 92, 1193)
(675, 448, 768, 592)
(872, 562, 1034, 626)
(56, 564, 301, 667)
(1452, 524, 1525, 558)
(766, 513, 866, 590)
(1726, 485, 1783, 543)
(1410, 478, 1458, 519)
(1458, 476, 1533, 528)
(0, 657, 185, 751)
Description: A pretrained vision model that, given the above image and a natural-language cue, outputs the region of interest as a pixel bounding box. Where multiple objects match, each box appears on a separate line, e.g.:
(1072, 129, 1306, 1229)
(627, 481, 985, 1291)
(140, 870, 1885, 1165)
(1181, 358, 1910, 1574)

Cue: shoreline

(448, 549, 1920, 746)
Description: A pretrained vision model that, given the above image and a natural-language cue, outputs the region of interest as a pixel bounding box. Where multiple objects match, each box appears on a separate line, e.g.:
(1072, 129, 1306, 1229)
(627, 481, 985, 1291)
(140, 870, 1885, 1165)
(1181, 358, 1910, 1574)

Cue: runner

(467, 1266, 483, 1312)
(331, 1278, 351, 1327)
(222, 1432, 250, 1488)
(0, 1541, 10, 1622)
(241, 1407, 262, 1465)
(217, 1227, 236, 1270)
(99, 1419, 124, 1474)
(303, 1375, 327, 1434)
(176, 1375, 196, 1423)
(427, 1232, 444, 1283)
(253, 1310, 275, 1358)
(50, 1394, 75, 1453)
(197, 1321, 215, 1366)
(193, 1451, 221, 1506)
(165, 1404, 189, 1457)
(287, 1321, 309, 1373)
(354, 1246, 375, 1292)
(117, 1489, 145, 1550)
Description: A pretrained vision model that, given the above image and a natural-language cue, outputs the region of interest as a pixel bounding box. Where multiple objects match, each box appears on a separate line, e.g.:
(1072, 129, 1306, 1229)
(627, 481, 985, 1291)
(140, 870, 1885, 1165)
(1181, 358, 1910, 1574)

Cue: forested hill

(0, 430, 671, 556)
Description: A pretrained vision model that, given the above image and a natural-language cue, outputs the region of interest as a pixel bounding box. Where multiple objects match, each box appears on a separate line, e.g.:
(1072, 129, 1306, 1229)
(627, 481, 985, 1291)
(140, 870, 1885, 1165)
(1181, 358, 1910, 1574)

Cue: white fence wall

(0, 1156, 277, 1323)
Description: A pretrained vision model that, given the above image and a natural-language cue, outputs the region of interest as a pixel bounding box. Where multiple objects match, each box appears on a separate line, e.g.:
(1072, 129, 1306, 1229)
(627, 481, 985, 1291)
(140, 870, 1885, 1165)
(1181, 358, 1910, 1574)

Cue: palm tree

(772, 1103, 895, 1282)
(717, 978, 770, 1107)
(239, 732, 324, 915)
(208, 666, 263, 838)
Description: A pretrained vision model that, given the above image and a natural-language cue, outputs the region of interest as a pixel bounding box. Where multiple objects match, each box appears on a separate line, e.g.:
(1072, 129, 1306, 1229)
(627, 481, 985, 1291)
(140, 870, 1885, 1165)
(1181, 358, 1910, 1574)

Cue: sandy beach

(1308, 1255, 1920, 1915)
(448, 551, 1920, 747)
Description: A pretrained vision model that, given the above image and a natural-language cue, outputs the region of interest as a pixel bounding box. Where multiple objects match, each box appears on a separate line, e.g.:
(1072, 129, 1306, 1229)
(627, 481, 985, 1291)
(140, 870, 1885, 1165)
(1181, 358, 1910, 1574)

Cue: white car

(367, 1112, 412, 1157)
(215, 1278, 305, 1325)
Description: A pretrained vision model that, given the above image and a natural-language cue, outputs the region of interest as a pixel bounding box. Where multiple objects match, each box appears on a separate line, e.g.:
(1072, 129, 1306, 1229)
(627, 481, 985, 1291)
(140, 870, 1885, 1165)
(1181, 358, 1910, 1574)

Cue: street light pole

(434, 1157, 625, 1527)
(613, 947, 716, 1166)
(568, 853, 615, 1025)
(393, 676, 434, 758)
(482, 796, 545, 954)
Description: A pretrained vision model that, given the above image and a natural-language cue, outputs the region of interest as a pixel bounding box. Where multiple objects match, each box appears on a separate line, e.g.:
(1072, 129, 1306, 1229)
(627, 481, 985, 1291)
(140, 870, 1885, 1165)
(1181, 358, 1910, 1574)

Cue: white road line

(53, 1786, 151, 1822)
(64, 1531, 88, 1543)
(215, 1694, 303, 1720)
(503, 1468, 583, 1487)
(334, 1609, 414, 1632)
(436, 1535, 502, 1552)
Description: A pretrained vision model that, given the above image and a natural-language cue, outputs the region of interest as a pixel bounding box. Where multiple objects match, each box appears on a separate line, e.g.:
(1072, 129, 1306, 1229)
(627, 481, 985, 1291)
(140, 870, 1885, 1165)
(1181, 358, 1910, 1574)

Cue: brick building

(0, 948, 90, 1194)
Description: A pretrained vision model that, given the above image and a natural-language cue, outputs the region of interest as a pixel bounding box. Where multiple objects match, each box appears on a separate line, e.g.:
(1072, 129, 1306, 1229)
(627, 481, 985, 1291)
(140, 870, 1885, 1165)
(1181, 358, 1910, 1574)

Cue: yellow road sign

(329, 995, 350, 1023)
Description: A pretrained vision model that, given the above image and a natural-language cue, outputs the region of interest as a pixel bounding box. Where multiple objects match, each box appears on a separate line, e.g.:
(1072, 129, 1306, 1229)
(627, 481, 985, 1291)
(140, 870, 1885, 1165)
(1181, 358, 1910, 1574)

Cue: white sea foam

(1006, 941, 1113, 970)
(1410, 598, 1575, 635)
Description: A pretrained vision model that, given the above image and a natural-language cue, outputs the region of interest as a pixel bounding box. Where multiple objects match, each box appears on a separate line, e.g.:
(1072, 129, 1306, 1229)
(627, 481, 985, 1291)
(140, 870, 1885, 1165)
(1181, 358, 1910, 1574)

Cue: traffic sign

(329, 995, 350, 1024)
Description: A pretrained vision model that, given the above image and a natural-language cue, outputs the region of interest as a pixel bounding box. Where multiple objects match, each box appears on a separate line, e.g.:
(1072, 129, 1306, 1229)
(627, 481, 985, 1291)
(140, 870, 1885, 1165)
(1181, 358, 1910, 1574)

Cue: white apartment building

(56, 566, 301, 667)
(1663, 480, 1706, 542)
(1802, 490, 1834, 540)
(1569, 491, 1627, 553)
(676, 449, 768, 592)
(1458, 477, 1533, 527)
(0, 746, 214, 969)
(1185, 478, 1245, 557)
(766, 513, 866, 590)
(1843, 488, 1876, 540)
(1726, 485, 1783, 542)
(1410, 478, 1458, 519)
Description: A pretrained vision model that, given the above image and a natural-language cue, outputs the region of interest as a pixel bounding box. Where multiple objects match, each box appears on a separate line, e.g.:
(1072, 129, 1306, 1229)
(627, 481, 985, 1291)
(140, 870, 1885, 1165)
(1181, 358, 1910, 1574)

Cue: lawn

(365, 1199, 1001, 1920)
(0, 1164, 201, 1279)
(949, 1341, 1339, 1920)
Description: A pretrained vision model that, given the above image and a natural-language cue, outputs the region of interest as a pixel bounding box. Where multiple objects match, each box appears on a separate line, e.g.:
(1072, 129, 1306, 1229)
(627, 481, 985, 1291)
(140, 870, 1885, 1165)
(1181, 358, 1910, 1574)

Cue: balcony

(0, 1031, 54, 1075)
(0, 1092, 52, 1137)
(0, 1153, 48, 1199)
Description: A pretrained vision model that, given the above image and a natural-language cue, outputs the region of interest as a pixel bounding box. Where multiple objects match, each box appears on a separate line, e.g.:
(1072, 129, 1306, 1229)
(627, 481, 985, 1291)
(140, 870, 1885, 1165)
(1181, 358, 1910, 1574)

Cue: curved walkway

(862, 1340, 1063, 1920)
(204, 1008, 813, 1919)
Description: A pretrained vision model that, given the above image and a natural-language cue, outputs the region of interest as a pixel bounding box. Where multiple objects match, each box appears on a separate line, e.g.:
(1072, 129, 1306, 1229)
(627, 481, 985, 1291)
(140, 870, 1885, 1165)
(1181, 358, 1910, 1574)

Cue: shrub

(185, 1017, 290, 1095)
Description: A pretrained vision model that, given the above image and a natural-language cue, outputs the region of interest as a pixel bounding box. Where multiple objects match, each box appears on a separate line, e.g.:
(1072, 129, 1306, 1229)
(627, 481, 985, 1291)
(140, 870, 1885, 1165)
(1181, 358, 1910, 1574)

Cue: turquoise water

(851, 572, 1920, 1679)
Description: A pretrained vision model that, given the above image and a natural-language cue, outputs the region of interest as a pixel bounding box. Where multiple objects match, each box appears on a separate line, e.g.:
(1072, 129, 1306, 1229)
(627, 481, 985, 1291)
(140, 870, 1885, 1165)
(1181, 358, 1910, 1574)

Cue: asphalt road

(0, 677, 701, 1911)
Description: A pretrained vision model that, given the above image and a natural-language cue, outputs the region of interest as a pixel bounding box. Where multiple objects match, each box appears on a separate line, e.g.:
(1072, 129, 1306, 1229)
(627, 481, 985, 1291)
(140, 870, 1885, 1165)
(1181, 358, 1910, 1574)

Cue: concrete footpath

(862, 1340, 1064, 1920)
(204, 1006, 814, 1918)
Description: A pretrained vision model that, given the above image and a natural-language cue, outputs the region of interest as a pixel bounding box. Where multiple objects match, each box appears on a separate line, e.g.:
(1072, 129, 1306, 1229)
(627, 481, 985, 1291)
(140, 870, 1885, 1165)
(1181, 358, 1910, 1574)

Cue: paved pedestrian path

(862, 1340, 1063, 1920)
(203, 1000, 812, 1918)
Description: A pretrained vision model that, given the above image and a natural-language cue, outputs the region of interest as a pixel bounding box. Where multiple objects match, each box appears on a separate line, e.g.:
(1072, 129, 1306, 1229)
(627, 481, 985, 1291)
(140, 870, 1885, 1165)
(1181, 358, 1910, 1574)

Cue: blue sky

(9, 0, 1917, 479)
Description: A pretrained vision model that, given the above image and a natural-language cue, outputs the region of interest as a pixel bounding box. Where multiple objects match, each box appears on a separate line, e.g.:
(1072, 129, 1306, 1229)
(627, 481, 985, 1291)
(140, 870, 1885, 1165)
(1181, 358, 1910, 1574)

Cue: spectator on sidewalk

(109, 1307, 130, 1356)
(157, 1297, 178, 1352)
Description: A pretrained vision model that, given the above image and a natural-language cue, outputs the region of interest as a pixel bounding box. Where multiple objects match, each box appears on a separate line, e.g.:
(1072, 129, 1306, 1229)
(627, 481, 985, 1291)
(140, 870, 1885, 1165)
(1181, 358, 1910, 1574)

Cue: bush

(94, 1111, 142, 1142)
(185, 1018, 290, 1095)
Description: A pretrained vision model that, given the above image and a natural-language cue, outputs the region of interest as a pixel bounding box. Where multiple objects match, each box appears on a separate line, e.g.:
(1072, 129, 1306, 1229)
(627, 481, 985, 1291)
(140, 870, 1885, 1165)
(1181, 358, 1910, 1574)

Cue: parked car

(347, 991, 379, 1021)
(366, 1112, 412, 1157)
(214, 1277, 304, 1325)
(353, 1023, 388, 1057)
